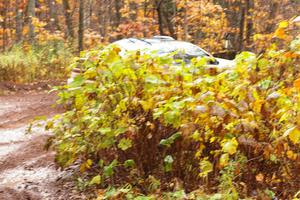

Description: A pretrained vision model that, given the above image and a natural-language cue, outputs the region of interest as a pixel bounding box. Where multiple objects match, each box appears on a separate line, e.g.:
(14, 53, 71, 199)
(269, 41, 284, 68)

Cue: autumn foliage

(0, 0, 299, 86)
(46, 23, 300, 199)
(0, 0, 299, 53)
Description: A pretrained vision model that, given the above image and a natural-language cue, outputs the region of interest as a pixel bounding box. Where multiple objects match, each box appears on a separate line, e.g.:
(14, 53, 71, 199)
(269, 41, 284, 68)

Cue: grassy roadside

(0, 40, 73, 84)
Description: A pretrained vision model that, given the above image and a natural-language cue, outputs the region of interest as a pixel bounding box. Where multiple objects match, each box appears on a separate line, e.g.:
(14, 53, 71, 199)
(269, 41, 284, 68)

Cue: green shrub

(0, 40, 73, 83)
(48, 34, 300, 199)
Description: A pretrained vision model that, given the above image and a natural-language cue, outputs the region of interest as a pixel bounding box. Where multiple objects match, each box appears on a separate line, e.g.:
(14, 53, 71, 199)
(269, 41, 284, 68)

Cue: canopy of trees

(0, 0, 299, 52)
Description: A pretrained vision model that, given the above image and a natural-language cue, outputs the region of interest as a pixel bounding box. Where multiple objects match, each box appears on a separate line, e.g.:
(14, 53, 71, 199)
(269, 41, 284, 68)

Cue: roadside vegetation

(46, 23, 300, 199)
(0, 40, 73, 83)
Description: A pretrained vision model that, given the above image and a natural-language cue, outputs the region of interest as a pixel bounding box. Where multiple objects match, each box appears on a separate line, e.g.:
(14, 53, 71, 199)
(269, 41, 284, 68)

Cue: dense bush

(0, 40, 73, 83)
(49, 30, 300, 199)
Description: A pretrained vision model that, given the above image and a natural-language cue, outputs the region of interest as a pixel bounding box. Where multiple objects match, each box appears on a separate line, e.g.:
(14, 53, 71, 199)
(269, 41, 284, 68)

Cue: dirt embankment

(0, 89, 85, 200)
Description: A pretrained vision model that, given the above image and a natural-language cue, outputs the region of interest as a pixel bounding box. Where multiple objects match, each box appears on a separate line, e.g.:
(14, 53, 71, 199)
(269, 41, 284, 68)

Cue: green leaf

(124, 159, 135, 168)
(134, 196, 154, 200)
(164, 110, 179, 125)
(99, 127, 112, 135)
(159, 132, 182, 147)
(145, 74, 166, 85)
(98, 159, 104, 167)
(104, 160, 118, 177)
(69, 75, 85, 88)
(89, 175, 101, 185)
(168, 190, 186, 199)
(118, 138, 132, 151)
(164, 155, 174, 172)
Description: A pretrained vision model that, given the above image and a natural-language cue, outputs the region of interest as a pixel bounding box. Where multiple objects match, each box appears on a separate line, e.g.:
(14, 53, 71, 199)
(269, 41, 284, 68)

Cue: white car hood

(203, 57, 235, 73)
(215, 57, 235, 69)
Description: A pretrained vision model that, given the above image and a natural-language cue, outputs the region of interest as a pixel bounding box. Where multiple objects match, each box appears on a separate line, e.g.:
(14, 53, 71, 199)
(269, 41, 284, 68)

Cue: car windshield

(153, 42, 209, 57)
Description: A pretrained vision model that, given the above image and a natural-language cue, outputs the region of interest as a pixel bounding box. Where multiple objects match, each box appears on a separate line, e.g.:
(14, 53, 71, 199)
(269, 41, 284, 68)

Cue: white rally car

(68, 36, 235, 84)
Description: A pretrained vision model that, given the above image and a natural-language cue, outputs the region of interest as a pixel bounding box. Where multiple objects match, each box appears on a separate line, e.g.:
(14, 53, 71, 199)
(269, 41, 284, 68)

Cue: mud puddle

(0, 91, 84, 200)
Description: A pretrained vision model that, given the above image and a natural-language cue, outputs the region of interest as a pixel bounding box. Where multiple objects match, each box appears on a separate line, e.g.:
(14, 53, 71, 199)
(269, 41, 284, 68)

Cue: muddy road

(0, 90, 84, 200)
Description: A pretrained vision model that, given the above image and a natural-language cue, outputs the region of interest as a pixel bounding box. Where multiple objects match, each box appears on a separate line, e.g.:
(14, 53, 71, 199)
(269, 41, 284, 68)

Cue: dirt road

(0, 90, 84, 200)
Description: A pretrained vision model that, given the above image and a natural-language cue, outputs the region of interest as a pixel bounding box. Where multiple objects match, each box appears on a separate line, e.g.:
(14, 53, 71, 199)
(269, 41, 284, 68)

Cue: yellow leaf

(139, 99, 153, 111)
(80, 163, 86, 173)
(274, 28, 286, 39)
(287, 150, 297, 160)
(284, 127, 300, 144)
(80, 159, 93, 173)
(199, 159, 213, 177)
(89, 175, 101, 185)
(222, 137, 238, 155)
(219, 153, 229, 167)
(253, 99, 264, 113)
(279, 21, 289, 28)
(87, 159, 93, 167)
(210, 136, 217, 143)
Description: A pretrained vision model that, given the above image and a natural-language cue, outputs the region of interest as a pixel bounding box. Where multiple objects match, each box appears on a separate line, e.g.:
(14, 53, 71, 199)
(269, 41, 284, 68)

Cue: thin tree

(27, 0, 36, 43)
(245, 0, 254, 48)
(156, 0, 165, 35)
(48, 0, 61, 33)
(62, 0, 74, 38)
(1, 0, 8, 50)
(114, 0, 122, 29)
(78, 0, 84, 52)
(16, 0, 23, 43)
(238, 1, 245, 51)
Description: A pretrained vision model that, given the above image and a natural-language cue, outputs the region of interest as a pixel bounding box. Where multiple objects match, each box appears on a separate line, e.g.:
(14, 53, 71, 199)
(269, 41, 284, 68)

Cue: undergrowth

(0, 40, 73, 83)
(48, 23, 300, 199)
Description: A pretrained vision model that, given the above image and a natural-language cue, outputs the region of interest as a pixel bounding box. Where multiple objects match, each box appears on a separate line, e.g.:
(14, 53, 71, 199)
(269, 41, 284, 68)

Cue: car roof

(112, 36, 212, 57)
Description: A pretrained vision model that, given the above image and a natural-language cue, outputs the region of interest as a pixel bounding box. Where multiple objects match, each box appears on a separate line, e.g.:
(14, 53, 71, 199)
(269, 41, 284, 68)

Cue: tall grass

(0, 41, 73, 83)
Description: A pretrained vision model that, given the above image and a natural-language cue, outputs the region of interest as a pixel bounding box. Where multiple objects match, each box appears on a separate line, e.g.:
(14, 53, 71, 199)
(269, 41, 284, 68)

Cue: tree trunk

(162, 7, 176, 38)
(85, 0, 93, 28)
(156, 0, 165, 35)
(143, 0, 149, 37)
(183, 5, 188, 40)
(62, 0, 74, 38)
(114, 0, 122, 28)
(1, 1, 8, 51)
(245, 0, 254, 48)
(27, 0, 36, 43)
(48, 0, 61, 32)
(97, 2, 105, 37)
(163, 0, 177, 38)
(238, 2, 245, 51)
(78, 0, 84, 52)
(267, 1, 279, 32)
(98, 0, 110, 40)
(16, 0, 23, 43)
